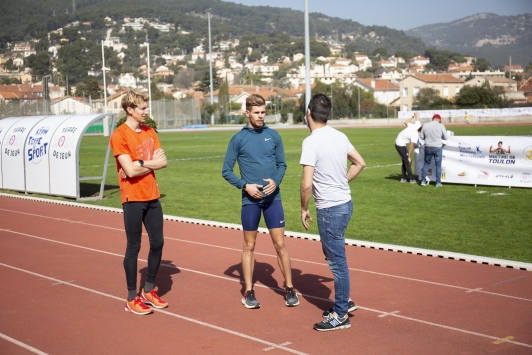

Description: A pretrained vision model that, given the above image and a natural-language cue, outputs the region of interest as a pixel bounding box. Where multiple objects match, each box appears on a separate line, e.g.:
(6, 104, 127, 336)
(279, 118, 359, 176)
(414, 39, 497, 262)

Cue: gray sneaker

(314, 313, 351, 331)
(400, 178, 407, 183)
(241, 290, 260, 309)
(409, 179, 417, 184)
(285, 287, 299, 307)
(322, 300, 357, 318)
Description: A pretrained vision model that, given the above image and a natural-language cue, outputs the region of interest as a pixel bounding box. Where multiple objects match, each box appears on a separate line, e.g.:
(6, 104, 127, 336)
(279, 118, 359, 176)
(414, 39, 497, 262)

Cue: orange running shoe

(140, 288, 168, 309)
(125, 296, 153, 315)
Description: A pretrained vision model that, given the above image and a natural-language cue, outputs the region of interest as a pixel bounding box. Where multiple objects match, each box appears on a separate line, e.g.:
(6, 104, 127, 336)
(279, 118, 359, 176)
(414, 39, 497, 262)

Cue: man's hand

(408, 157, 412, 165)
(153, 148, 165, 159)
(301, 210, 313, 230)
(119, 168, 127, 179)
(245, 184, 264, 199)
(262, 178, 276, 195)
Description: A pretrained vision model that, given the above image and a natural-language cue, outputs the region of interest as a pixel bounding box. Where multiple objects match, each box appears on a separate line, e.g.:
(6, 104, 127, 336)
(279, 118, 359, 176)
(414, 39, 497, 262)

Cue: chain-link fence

(149, 98, 202, 129)
(1, 98, 202, 129)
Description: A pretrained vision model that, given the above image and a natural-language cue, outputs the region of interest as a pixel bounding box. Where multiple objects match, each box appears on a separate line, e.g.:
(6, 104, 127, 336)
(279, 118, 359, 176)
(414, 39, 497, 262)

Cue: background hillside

(406, 13, 532, 67)
(0, 0, 425, 54)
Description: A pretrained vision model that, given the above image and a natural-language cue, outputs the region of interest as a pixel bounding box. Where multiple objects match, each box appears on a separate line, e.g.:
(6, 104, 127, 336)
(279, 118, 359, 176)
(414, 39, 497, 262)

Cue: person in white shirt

(395, 115, 420, 183)
(300, 93, 366, 331)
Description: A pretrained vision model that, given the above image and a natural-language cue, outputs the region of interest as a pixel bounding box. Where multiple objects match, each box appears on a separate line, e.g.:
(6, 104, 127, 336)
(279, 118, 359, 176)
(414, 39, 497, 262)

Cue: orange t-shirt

(110, 123, 162, 203)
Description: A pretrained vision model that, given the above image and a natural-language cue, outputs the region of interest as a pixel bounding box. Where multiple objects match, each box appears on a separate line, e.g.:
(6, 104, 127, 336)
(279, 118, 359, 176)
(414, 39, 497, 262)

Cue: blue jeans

(316, 200, 353, 317)
(422, 146, 443, 184)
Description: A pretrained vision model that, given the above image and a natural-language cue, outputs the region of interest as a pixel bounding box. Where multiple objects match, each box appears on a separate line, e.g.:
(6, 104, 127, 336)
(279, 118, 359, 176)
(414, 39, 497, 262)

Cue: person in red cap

(419, 114, 448, 187)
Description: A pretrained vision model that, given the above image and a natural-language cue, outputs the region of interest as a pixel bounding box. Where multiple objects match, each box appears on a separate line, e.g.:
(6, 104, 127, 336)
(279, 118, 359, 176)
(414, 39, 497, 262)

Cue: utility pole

(208, 10, 214, 125)
(147, 39, 152, 113)
(358, 85, 360, 119)
(102, 36, 109, 136)
(304, 0, 311, 114)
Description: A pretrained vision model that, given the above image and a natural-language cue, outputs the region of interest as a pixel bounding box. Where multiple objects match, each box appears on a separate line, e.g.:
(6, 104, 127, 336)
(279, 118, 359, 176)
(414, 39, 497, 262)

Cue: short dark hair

(498, 141, 503, 145)
(308, 93, 331, 123)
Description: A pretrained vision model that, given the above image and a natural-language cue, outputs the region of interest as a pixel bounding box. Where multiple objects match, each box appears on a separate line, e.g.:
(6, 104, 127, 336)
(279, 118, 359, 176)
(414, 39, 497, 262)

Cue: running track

(0, 195, 531, 354)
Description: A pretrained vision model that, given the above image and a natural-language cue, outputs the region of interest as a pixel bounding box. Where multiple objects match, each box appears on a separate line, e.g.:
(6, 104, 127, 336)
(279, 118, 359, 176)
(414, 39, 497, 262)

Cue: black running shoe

(285, 287, 299, 307)
(322, 300, 357, 318)
(314, 313, 351, 331)
(241, 290, 260, 309)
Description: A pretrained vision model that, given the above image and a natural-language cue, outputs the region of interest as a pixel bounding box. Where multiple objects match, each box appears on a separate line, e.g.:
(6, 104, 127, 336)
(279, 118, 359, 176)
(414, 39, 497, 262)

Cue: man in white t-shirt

(300, 93, 366, 332)
(395, 115, 420, 183)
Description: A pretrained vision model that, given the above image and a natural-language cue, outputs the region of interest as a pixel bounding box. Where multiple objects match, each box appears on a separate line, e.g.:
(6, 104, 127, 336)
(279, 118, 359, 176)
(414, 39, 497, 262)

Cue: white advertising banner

(0, 117, 24, 188)
(415, 136, 532, 188)
(399, 107, 532, 120)
(1, 116, 48, 191)
(24, 115, 74, 194)
(49, 115, 104, 197)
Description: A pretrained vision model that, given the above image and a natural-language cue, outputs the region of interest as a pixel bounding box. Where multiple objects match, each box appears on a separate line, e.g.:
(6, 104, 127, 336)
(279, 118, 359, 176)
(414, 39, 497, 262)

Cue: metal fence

(149, 98, 202, 129)
(0, 98, 202, 129)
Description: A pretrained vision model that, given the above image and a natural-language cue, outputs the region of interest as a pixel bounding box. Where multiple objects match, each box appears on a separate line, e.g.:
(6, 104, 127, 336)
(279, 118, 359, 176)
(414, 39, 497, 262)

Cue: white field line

(1, 229, 531, 349)
(0, 206, 530, 302)
(0, 260, 308, 355)
(0, 332, 49, 355)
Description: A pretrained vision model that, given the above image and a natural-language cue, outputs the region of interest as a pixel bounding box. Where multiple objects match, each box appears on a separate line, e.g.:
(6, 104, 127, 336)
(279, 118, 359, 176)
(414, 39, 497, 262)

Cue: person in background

(420, 114, 448, 188)
(395, 113, 420, 183)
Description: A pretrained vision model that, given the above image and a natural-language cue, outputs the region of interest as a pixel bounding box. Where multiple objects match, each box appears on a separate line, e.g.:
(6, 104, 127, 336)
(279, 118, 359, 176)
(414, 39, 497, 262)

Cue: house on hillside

(409, 56, 430, 67)
(50, 96, 92, 115)
(353, 78, 400, 107)
(398, 74, 465, 111)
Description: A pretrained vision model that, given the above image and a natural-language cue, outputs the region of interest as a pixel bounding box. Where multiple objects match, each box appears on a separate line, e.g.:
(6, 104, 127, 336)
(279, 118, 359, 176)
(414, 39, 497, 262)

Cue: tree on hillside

(455, 85, 511, 108)
(25, 52, 51, 77)
(473, 58, 491, 72)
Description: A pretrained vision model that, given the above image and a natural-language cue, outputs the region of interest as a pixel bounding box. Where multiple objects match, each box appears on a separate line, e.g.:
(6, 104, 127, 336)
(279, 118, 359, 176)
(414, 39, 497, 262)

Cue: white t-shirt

(300, 125, 354, 209)
(395, 124, 419, 146)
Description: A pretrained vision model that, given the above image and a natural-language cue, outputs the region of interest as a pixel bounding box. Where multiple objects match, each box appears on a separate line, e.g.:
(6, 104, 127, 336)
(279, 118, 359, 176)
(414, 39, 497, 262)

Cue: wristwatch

(138, 160, 144, 167)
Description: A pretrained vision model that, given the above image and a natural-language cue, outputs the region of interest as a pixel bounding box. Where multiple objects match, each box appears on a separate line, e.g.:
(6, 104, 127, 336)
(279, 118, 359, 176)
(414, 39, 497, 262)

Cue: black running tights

(122, 199, 164, 292)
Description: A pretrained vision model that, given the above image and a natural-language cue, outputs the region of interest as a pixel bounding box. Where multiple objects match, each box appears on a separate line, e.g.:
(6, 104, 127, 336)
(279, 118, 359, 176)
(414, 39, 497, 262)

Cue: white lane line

(2, 229, 532, 349)
(378, 310, 401, 318)
(359, 305, 532, 348)
(264, 342, 292, 351)
(0, 262, 308, 355)
(492, 275, 527, 286)
(0, 332, 49, 355)
(0, 209, 530, 303)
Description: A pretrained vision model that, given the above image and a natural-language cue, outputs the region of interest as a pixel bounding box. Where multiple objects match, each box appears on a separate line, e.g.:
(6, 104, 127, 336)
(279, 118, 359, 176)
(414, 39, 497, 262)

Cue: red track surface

(1, 195, 531, 354)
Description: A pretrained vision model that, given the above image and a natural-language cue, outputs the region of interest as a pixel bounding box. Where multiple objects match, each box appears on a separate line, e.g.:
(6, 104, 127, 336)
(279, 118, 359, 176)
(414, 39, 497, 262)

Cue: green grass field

(12, 124, 532, 263)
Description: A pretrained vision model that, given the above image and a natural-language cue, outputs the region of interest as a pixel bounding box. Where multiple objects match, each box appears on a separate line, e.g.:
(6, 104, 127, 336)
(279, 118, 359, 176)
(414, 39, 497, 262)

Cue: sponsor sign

(0, 117, 24, 187)
(24, 115, 73, 194)
(415, 136, 532, 188)
(1, 116, 48, 191)
(49, 115, 105, 197)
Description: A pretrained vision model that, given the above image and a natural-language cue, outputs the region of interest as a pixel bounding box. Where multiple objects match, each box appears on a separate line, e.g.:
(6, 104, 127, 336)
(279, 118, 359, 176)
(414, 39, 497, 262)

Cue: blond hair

(246, 94, 266, 111)
(121, 91, 149, 113)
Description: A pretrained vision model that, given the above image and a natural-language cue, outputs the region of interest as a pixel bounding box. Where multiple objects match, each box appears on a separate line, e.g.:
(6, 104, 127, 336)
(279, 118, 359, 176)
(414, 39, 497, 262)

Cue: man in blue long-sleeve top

(222, 94, 299, 309)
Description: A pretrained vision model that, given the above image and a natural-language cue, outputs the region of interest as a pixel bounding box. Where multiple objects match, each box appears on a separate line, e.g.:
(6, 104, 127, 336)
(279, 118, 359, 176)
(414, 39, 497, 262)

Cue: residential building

(409, 56, 430, 67)
(118, 73, 137, 88)
(398, 74, 465, 111)
(353, 78, 400, 106)
(465, 76, 517, 92)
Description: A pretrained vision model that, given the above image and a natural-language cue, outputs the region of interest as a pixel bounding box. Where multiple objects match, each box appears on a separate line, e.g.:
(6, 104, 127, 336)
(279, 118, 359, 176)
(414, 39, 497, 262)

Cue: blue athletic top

(222, 124, 286, 205)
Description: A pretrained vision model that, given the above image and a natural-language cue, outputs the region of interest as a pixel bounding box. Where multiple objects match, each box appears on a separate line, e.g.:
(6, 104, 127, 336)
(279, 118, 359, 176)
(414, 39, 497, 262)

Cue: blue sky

(222, 0, 532, 31)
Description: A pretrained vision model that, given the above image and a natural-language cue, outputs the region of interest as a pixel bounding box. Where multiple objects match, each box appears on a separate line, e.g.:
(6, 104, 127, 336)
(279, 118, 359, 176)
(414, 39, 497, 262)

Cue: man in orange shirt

(110, 91, 168, 315)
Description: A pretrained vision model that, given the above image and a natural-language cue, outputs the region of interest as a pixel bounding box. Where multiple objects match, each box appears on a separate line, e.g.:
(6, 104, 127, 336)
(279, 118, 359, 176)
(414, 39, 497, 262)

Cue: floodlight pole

(101, 37, 107, 113)
(147, 39, 153, 112)
(304, 0, 311, 112)
(208, 10, 214, 125)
